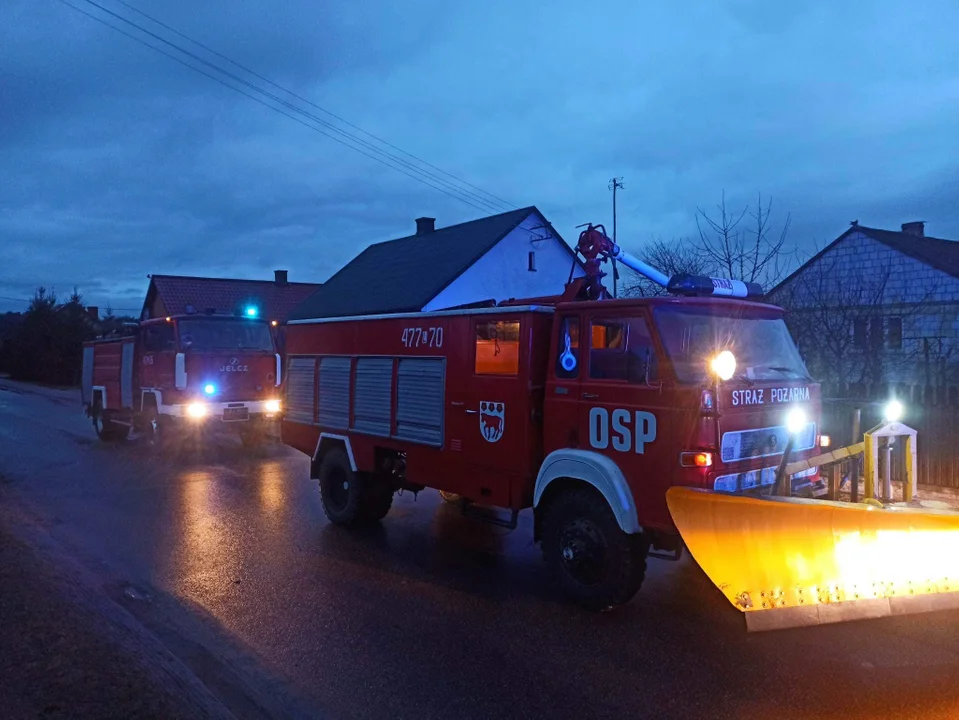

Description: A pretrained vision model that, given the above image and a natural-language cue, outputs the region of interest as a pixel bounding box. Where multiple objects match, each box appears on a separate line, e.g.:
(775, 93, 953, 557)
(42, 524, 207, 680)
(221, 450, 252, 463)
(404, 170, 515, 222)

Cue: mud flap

(666, 487, 959, 631)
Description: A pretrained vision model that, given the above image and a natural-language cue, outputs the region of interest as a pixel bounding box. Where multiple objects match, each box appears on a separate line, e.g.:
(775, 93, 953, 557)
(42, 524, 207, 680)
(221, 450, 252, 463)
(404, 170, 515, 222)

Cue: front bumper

(165, 400, 281, 423)
(711, 464, 822, 495)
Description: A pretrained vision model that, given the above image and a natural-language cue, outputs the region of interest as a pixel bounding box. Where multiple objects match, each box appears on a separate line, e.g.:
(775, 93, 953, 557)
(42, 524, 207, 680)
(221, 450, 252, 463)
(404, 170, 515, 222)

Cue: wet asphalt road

(3, 380, 959, 719)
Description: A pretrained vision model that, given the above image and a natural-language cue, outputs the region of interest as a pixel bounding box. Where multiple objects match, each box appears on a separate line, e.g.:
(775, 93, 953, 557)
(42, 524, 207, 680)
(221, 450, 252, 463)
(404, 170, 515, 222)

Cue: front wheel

(93, 408, 129, 442)
(540, 487, 648, 611)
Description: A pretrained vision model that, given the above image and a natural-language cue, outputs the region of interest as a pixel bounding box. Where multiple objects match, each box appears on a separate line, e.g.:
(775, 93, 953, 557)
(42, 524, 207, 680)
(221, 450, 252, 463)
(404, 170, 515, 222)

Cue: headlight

(786, 407, 807, 435)
(265, 399, 281, 413)
(884, 400, 903, 423)
(186, 402, 207, 418)
(710, 350, 737, 382)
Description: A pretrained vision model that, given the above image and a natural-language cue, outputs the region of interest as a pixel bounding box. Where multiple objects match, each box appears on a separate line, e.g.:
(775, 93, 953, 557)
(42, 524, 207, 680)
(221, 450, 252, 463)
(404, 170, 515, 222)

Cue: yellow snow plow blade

(666, 487, 959, 631)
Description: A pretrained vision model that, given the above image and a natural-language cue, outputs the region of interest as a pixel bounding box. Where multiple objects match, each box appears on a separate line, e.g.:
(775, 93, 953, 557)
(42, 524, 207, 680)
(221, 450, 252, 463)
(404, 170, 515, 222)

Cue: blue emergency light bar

(666, 274, 764, 299)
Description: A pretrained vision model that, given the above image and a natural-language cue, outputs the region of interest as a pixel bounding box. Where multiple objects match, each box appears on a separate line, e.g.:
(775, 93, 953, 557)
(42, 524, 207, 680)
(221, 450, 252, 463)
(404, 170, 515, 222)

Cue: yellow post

(904, 434, 917, 502)
(863, 432, 876, 501)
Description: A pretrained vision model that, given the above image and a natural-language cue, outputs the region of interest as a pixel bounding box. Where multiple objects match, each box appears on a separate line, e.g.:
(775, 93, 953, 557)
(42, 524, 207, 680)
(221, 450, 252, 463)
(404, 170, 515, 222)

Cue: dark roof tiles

(288, 206, 548, 321)
(147, 275, 321, 322)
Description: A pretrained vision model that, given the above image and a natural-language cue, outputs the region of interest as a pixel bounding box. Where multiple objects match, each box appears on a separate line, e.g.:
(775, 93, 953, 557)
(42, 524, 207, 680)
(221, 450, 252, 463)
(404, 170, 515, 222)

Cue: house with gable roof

(287, 206, 585, 321)
(767, 221, 959, 393)
(141, 270, 321, 325)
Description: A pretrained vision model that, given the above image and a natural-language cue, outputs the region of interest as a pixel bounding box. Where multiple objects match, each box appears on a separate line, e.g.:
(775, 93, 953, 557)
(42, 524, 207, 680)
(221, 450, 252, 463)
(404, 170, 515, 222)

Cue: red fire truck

(280, 225, 825, 610)
(81, 307, 284, 447)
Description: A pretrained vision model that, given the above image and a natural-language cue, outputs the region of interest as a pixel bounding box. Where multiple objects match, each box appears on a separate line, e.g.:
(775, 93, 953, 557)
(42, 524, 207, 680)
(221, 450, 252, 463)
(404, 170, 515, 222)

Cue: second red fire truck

(280, 224, 825, 612)
(82, 306, 283, 447)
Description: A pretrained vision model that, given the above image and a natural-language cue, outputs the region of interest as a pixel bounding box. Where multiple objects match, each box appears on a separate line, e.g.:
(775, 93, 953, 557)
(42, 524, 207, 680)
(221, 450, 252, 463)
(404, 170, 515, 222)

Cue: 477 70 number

(401, 326, 444, 348)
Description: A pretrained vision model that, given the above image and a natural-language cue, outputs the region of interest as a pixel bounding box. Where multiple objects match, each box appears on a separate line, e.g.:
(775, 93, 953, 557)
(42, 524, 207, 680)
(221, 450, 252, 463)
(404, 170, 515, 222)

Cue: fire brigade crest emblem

(479, 401, 505, 443)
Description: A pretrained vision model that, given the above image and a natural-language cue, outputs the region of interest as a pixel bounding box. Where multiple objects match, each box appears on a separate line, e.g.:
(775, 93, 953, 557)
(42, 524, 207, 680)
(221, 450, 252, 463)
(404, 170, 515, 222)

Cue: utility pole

(608, 177, 624, 297)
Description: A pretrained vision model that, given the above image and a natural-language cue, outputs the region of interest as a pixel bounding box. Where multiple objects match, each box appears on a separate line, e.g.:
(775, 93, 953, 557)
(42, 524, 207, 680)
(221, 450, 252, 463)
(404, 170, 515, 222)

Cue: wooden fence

(821, 392, 959, 488)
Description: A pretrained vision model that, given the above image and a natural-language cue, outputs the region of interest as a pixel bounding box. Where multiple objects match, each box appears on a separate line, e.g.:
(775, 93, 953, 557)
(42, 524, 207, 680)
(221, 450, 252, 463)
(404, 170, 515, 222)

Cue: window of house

(142, 324, 175, 352)
(853, 318, 867, 349)
(887, 317, 903, 350)
(589, 315, 658, 383)
(528, 251, 537, 272)
(475, 320, 521, 375)
(555, 316, 580, 378)
(869, 317, 884, 349)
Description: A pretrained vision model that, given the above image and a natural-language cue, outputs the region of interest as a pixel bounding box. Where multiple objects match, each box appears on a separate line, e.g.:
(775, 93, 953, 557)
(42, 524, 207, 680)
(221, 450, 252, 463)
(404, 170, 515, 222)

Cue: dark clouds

(2, 0, 958, 313)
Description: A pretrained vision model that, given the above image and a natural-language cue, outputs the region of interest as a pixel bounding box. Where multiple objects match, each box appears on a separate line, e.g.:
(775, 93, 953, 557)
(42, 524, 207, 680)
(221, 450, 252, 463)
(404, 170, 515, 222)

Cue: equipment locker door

(446, 314, 530, 507)
(577, 311, 672, 519)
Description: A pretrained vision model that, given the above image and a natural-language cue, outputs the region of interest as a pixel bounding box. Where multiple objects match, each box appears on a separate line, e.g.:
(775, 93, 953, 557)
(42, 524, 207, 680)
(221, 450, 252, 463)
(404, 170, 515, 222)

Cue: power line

(80, 0, 506, 214)
(111, 0, 518, 212)
(56, 0, 512, 214)
(54, 0, 494, 214)
(71, 0, 505, 213)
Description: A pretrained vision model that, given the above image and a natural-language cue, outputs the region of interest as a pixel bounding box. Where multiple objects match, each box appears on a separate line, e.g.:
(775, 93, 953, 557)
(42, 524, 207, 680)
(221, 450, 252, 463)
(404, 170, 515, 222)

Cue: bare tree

(622, 236, 711, 297)
(696, 191, 794, 290)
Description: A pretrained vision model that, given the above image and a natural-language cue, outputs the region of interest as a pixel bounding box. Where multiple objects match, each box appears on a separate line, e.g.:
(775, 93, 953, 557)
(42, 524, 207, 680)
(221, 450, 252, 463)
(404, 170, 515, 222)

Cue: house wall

(422, 213, 585, 311)
(769, 230, 959, 387)
(148, 294, 166, 320)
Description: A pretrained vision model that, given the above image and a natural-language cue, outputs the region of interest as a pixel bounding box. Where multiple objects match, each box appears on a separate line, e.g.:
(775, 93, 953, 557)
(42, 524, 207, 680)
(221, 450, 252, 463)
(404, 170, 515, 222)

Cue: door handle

(582, 393, 599, 400)
(465, 409, 478, 415)
(451, 401, 464, 406)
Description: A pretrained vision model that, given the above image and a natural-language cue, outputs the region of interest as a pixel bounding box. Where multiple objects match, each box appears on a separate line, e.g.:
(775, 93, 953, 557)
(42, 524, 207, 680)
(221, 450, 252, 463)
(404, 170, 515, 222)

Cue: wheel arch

(311, 433, 357, 478)
(533, 449, 642, 538)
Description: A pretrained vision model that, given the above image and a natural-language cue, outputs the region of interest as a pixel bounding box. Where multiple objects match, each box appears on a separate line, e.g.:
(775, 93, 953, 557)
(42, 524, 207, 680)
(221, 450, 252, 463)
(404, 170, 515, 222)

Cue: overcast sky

(2, 0, 958, 314)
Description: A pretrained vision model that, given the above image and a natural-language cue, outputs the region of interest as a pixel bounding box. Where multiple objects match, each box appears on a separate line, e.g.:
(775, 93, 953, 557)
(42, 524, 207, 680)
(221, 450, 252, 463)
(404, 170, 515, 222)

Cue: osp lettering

(589, 407, 657, 454)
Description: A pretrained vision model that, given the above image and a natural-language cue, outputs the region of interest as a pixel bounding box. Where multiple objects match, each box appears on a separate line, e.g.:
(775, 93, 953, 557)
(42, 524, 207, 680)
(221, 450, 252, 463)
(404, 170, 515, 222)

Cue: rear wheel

(540, 486, 648, 611)
(318, 448, 394, 525)
(360, 474, 394, 522)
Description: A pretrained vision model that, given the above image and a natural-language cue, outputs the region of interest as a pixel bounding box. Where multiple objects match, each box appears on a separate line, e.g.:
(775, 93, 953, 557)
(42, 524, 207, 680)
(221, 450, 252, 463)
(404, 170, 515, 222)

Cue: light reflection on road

(175, 469, 243, 600)
(256, 460, 287, 513)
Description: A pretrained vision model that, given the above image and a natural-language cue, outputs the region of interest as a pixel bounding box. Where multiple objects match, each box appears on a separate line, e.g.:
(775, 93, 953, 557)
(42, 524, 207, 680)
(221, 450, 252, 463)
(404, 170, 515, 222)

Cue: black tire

(540, 486, 649, 611)
(93, 408, 129, 442)
(142, 409, 176, 451)
(359, 473, 394, 522)
(317, 448, 365, 525)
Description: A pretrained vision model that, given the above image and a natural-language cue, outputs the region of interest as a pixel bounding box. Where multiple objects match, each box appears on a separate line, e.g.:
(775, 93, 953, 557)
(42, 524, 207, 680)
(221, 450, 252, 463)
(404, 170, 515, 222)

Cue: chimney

(901, 221, 925, 237)
(86, 306, 99, 321)
(415, 217, 436, 235)
(274, 269, 289, 286)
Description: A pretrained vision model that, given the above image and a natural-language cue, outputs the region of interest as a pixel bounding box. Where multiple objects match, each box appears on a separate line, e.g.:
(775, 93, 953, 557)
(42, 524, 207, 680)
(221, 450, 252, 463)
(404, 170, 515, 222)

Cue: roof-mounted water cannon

(572, 224, 764, 300)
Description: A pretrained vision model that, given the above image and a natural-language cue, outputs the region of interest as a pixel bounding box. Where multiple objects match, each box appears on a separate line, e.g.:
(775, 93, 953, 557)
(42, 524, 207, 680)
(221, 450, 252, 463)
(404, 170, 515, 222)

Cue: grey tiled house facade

(767, 222, 959, 394)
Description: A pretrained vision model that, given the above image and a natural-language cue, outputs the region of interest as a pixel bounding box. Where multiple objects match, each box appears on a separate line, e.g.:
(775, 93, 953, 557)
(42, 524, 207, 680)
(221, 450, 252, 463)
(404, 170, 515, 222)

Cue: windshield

(177, 319, 274, 352)
(653, 306, 809, 383)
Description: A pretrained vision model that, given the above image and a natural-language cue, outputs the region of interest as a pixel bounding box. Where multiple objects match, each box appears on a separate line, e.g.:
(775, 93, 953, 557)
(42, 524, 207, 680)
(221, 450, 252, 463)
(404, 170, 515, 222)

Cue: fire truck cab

(82, 309, 284, 447)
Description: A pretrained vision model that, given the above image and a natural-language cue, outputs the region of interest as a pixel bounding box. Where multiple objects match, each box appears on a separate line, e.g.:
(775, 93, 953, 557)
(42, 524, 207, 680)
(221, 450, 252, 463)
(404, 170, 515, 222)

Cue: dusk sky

(3, 0, 958, 314)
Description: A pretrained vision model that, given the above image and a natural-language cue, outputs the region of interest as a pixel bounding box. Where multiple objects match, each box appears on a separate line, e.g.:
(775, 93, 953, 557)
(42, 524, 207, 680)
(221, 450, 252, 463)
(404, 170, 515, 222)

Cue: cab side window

(555, 316, 580, 379)
(142, 325, 174, 352)
(589, 315, 658, 383)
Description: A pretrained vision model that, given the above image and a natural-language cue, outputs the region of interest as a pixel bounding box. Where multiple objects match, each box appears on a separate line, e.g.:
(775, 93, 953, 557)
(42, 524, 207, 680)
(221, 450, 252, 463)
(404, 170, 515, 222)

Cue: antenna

(608, 177, 624, 297)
